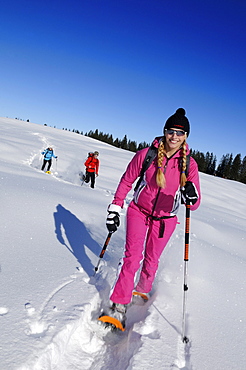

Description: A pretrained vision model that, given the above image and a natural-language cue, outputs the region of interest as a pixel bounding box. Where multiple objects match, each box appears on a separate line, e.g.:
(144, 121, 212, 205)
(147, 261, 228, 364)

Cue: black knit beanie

(164, 108, 190, 137)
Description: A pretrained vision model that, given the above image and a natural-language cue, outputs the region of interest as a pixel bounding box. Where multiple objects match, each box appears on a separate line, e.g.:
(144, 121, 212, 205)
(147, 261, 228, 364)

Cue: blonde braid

(156, 139, 166, 188)
(180, 140, 187, 188)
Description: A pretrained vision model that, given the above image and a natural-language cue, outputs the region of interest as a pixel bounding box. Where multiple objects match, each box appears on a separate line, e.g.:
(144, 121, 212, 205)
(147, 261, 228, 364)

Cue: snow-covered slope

(1, 117, 245, 370)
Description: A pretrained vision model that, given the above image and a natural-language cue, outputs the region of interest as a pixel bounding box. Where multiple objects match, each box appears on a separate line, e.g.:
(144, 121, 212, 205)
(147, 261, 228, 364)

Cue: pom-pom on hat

(164, 108, 190, 137)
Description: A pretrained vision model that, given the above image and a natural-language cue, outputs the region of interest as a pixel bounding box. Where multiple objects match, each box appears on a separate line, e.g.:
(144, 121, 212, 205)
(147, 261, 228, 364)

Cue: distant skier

(83, 151, 99, 188)
(41, 147, 57, 172)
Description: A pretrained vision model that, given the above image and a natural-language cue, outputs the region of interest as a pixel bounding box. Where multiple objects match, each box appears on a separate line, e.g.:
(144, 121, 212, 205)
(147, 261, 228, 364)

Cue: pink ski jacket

(112, 137, 201, 218)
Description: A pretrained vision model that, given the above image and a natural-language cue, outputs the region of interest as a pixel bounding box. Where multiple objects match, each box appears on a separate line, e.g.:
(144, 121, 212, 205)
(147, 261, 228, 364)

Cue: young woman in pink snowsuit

(104, 108, 201, 326)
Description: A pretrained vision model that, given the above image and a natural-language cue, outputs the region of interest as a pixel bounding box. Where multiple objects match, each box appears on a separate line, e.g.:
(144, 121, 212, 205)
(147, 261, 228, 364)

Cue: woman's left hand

(181, 181, 199, 205)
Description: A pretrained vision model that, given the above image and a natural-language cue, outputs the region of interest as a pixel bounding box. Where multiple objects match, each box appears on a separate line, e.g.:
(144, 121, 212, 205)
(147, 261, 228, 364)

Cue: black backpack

(134, 144, 190, 191)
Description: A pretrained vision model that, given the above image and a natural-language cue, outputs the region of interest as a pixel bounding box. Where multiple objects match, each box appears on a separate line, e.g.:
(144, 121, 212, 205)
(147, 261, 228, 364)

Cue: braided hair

(156, 138, 187, 189)
(180, 140, 188, 188)
(156, 139, 166, 188)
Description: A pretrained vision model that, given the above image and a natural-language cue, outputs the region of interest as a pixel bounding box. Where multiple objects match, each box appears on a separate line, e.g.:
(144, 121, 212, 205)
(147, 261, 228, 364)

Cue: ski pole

(94, 232, 113, 275)
(182, 199, 191, 343)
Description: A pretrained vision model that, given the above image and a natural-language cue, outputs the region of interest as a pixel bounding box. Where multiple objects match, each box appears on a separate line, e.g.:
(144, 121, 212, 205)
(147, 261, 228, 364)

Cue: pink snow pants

(110, 201, 178, 305)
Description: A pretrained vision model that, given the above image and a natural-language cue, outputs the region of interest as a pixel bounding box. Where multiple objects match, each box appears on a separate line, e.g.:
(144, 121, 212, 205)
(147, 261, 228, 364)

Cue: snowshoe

(79, 172, 86, 186)
(132, 291, 149, 302)
(98, 303, 127, 332)
(79, 171, 84, 180)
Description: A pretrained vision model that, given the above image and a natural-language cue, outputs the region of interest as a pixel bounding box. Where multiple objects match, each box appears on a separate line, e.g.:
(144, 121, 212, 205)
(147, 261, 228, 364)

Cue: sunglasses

(165, 129, 186, 137)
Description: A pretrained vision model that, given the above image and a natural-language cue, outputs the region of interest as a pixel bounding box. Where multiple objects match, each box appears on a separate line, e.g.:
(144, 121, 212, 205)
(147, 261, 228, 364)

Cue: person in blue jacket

(41, 147, 58, 172)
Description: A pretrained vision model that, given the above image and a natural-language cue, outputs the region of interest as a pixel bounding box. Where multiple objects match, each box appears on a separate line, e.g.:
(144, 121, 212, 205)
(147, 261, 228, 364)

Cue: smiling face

(164, 128, 187, 155)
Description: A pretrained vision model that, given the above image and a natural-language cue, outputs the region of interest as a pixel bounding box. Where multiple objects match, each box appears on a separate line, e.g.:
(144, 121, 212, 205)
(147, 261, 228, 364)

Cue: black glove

(106, 204, 121, 233)
(181, 181, 199, 205)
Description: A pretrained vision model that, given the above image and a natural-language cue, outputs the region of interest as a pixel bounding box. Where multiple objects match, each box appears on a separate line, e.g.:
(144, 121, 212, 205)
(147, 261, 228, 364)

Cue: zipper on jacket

(150, 155, 171, 217)
(150, 187, 161, 218)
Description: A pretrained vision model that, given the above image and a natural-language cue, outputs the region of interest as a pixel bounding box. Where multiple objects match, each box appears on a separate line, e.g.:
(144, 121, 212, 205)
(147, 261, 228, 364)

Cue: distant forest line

(63, 127, 245, 185)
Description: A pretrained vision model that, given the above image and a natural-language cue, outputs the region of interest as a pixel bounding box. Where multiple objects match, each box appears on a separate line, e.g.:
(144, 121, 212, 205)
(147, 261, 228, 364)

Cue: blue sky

(1, 0, 246, 162)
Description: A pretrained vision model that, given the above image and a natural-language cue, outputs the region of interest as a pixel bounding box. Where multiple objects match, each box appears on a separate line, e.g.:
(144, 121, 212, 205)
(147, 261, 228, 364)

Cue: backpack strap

(134, 144, 157, 191)
(185, 154, 190, 177)
(86, 153, 94, 166)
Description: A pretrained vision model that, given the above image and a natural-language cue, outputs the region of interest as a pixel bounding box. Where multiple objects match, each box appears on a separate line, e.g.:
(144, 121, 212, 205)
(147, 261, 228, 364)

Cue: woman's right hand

(106, 204, 121, 233)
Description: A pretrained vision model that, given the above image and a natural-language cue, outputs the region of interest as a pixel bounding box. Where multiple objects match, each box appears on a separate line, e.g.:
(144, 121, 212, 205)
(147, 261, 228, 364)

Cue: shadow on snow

(53, 204, 102, 277)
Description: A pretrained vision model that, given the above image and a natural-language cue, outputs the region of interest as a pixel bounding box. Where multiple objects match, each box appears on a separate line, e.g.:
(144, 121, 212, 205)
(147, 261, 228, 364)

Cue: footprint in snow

(25, 302, 35, 315)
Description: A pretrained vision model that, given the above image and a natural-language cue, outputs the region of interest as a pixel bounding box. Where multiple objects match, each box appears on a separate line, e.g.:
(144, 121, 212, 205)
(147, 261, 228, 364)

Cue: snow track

(19, 283, 192, 370)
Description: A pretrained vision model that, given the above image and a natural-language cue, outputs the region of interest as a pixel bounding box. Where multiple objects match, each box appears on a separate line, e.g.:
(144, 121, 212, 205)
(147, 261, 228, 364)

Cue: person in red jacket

(84, 151, 99, 188)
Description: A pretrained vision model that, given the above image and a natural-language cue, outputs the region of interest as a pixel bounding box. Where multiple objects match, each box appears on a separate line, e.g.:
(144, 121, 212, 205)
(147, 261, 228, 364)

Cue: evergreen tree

(94, 129, 99, 138)
(121, 135, 128, 150)
(98, 131, 105, 141)
(211, 156, 217, 175)
(137, 143, 144, 151)
(113, 138, 120, 147)
(217, 153, 232, 178)
(128, 140, 137, 152)
(191, 150, 206, 172)
(108, 134, 114, 145)
(137, 141, 149, 150)
(239, 156, 246, 184)
(224, 153, 233, 179)
(205, 152, 216, 175)
(230, 154, 241, 181)
(217, 155, 226, 177)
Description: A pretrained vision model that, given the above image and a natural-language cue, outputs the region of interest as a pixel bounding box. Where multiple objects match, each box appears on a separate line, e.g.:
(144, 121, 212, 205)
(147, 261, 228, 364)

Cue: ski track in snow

(19, 273, 191, 370)
(24, 279, 76, 337)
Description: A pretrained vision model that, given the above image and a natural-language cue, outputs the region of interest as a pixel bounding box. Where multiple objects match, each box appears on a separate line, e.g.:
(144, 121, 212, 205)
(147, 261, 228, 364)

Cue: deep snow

(0, 117, 245, 370)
